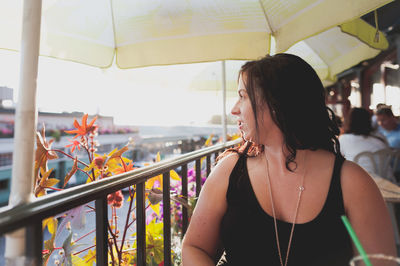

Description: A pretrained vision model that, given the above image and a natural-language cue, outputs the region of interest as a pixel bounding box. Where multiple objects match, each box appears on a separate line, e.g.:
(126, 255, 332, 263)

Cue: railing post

(136, 182, 146, 266)
(195, 159, 201, 197)
(163, 171, 171, 266)
(6, 0, 42, 261)
(206, 155, 211, 177)
(95, 197, 108, 264)
(181, 164, 188, 236)
(214, 152, 219, 163)
(26, 221, 42, 265)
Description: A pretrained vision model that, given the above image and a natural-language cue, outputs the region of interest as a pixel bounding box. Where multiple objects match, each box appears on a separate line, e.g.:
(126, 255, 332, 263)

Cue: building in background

(0, 88, 236, 206)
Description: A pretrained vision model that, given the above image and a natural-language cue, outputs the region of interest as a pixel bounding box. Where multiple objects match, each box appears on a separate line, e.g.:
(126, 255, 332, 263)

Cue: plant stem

(77, 168, 93, 182)
(73, 229, 96, 243)
(83, 137, 92, 162)
(129, 185, 135, 198)
(108, 238, 115, 264)
(113, 207, 118, 238)
(50, 149, 89, 167)
(86, 205, 96, 211)
(82, 140, 96, 181)
(89, 136, 95, 163)
(72, 244, 96, 256)
(119, 157, 127, 172)
(127, 203, 150, 228)
(118, 192, 134, 262)
(107, 222, 120, 255)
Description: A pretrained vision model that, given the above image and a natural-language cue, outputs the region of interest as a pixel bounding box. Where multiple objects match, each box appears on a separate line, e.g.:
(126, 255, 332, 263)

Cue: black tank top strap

(225, 151, 247, 203)
(323, 154, 346, 216)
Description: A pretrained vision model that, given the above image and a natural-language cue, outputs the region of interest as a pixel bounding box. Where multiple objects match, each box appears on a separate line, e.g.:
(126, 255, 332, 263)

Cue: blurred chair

(354, 148, 400, 246)
(353, 148, 399, 183)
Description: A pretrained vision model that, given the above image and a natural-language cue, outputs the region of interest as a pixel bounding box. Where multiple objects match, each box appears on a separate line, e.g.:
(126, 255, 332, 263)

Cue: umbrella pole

(5, 0, 42, 264)
(221, 61, 227, 143)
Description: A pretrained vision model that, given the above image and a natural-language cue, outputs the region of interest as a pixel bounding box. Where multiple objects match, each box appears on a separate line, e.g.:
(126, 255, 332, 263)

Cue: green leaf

(43, 178, 60, 188)
(42, 217, 58, 234)
(109, 145, 129, 159)
(62, 230, 73, 266)
(82, 249, 96, 266)
(170, 170, 180, 180)
(71, 254, 91, 265)
(64, 157, 78, 188)
(171, 195, 191, 210)
(43, 231, 56, 264)
(147, 188, 163, 205)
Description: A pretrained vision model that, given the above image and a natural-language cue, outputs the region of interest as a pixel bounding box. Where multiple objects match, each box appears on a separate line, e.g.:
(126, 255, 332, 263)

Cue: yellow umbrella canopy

(0, 0, 392, 69)
(188, 61, 244, 95)
(189, 18, 389, 93)
(287, 18, 388, 82)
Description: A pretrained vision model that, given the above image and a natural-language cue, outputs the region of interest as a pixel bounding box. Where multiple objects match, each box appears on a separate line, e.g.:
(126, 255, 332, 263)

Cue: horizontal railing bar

(0, 139, 239, 235)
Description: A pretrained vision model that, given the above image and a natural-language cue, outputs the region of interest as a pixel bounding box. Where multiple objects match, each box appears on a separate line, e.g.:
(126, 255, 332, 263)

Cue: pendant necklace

(264, 150, 307, 266)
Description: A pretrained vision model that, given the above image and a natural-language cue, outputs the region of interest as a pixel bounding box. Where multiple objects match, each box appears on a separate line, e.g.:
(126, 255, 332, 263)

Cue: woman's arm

(182, 154, 239, 266)
(341, 161, 397, 264)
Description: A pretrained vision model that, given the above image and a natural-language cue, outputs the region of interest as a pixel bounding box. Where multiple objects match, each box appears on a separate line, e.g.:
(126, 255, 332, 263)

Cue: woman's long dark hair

(221, 54, 341, 171)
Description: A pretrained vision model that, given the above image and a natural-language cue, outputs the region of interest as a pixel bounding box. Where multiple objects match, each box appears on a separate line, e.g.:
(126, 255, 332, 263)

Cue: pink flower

(107, 190, 124, 208)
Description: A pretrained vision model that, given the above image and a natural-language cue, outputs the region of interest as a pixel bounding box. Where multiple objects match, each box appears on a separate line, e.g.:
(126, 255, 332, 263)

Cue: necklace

(264, 150, 306, 266)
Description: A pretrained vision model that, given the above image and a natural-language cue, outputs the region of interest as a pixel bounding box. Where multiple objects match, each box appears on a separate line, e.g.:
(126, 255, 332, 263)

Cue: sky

(0, 49, 241, 126)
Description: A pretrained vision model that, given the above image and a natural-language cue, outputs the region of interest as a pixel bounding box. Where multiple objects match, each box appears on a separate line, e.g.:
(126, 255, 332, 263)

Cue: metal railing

(0, 139, 240, 265)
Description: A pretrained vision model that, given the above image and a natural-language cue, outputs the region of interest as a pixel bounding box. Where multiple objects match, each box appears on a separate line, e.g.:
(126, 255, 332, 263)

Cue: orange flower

(65, 139, 81, 153)
(65, 114, 97, 138)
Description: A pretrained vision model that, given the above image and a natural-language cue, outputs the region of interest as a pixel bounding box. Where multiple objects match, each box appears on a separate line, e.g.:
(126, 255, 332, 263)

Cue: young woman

(182, 54, 396, 266)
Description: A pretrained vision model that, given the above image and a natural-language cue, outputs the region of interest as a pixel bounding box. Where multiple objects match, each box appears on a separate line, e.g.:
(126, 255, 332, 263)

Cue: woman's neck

(261, 141, 307, 175)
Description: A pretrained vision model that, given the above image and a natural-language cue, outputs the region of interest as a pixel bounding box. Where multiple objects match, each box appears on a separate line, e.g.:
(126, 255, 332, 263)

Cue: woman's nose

(231, 101, 239, 115)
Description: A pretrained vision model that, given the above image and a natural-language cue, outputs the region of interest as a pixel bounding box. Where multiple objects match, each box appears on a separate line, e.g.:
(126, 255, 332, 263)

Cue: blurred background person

(371, 103, 391, 130)
(376, 107, 400, 150)
(376, 107, 400, 180)
(339, 107, 390, 176)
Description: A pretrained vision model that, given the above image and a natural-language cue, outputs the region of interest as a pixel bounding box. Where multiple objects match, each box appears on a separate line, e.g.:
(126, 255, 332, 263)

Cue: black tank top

(219, 153, 353, 266)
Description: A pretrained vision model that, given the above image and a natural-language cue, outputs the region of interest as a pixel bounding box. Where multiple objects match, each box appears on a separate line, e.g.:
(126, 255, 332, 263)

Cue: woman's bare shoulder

(339, 159, 397, 256)
(207, 153, 240, 185)
(340, 160, 383, 204)
(341, 160, 377, 187)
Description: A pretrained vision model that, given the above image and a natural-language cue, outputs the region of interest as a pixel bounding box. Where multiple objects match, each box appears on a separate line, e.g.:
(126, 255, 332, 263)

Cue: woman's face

(231, 75, 275, 142)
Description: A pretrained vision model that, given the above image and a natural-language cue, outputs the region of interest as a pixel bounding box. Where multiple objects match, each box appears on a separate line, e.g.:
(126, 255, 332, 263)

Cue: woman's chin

(242, 133, 254, 142)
